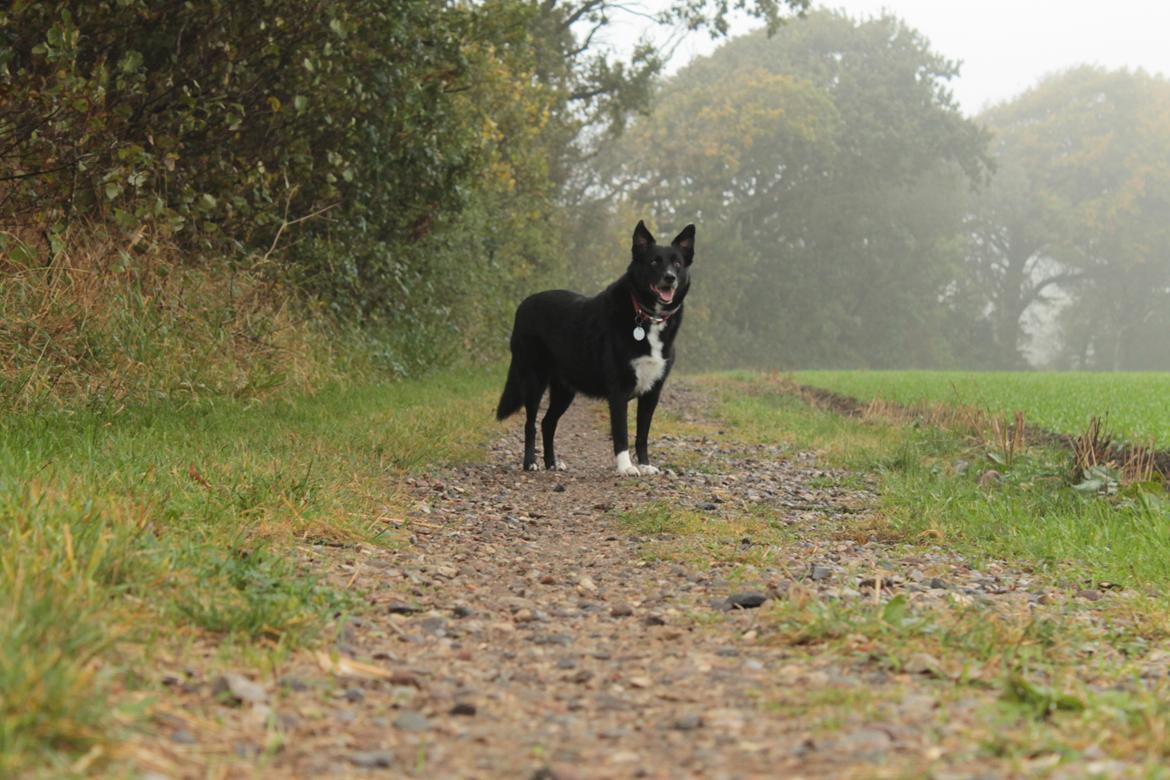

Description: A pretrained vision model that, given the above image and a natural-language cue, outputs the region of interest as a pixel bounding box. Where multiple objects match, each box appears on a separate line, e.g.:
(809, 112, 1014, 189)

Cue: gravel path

(135, 382, 1099, 779)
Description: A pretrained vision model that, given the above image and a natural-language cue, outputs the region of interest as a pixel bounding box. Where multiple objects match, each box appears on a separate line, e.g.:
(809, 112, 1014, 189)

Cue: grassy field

(794, 370, 1170, 447)
(697, 373, 1170, 589)
(0, 369, 500, 776)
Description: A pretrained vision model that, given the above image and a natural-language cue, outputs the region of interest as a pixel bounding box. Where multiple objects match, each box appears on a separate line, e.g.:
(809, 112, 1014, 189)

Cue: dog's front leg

(608, 394, 641, 476)
(635, 385, 662, 475)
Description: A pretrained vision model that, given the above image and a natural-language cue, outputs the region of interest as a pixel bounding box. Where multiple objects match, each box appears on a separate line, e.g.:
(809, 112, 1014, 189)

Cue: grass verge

(0, 367, 499, 776)
(702, 372, 1170, 589)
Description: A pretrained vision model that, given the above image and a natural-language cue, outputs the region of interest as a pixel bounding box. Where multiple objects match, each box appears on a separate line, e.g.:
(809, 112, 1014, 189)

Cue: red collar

(631, 292, 681, 325)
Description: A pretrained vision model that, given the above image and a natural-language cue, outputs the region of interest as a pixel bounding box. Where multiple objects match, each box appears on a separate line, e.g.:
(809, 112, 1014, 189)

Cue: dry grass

(0, 225, 337, 411)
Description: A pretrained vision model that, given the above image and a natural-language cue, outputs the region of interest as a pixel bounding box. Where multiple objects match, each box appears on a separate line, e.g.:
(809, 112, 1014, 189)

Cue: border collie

(495, 220, 694, 475)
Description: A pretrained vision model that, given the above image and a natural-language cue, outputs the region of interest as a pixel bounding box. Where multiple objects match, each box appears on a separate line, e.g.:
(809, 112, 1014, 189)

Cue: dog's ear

(672, 224, 695, 265)
(632, 220, 655, 254)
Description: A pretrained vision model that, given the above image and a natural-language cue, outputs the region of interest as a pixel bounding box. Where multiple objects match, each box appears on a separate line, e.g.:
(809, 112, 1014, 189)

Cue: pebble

(1078, 589, 1103, 601)
(904, 653, 943, 677)
(210, 673, 267, 705)
(610, 603, 634, 617)
(388, 601, 421, 614)
(810, 565, 832, 581)
(673, 714, 703, 730)
(171, 728, 197, 745)
(726, 591, 768, 609)
(393, 710, 430, 732)
(349, 750, 396, 769)
(450, 701, 477, 716)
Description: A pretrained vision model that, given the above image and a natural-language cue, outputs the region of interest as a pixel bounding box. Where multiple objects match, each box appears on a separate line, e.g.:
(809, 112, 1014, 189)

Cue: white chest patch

(631, 323, 667, 395)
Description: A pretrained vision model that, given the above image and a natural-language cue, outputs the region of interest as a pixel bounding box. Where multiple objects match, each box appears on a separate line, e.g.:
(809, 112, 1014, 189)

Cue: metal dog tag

(633, 325, 646, 341)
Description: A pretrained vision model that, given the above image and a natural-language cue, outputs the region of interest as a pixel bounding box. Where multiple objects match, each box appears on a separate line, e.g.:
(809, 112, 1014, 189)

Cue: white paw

(638, 463, 661, 475)
(615, 451, 641, 477)
(525, 463, 540, 471)
(551, 460, 568, 472)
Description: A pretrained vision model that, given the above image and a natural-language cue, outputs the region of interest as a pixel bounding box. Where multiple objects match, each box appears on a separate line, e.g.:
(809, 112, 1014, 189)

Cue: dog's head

(629, 220, 695, 308)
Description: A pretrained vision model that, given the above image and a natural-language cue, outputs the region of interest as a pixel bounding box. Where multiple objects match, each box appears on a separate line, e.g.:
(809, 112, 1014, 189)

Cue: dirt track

(135, 382, 1096, 779)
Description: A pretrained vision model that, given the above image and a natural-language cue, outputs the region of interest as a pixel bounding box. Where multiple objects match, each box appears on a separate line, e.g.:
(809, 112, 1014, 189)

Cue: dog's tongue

(657, 287, 675, 304)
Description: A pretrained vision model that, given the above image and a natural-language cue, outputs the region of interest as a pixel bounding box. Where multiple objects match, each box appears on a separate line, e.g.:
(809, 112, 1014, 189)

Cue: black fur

(497, 221, 695, 472)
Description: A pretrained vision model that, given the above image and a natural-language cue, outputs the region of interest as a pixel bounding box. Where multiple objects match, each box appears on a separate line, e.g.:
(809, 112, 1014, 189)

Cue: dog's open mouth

(654, 285, 676, 305)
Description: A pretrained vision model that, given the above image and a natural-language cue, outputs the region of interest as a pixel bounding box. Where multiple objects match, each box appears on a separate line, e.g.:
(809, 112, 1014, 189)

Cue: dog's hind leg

(541, 380, 575, 470)
(522, 373, 548, 471)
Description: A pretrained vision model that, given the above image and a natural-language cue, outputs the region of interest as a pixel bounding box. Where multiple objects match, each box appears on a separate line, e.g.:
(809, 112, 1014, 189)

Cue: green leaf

(105, 182, 123, 200)
(120, 50, 143, 73)
(880, 594, 908, 626)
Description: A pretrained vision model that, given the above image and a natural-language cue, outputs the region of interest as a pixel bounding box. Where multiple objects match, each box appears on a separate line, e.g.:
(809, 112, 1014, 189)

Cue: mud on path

(138, 382, 1069, 779)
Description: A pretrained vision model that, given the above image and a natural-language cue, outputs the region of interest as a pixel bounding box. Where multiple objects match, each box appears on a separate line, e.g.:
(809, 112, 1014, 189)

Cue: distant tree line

(577, 11, 1170, 371)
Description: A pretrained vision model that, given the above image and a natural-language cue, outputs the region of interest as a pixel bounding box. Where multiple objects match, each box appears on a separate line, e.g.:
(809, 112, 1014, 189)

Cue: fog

(573, 1, 1170, 370)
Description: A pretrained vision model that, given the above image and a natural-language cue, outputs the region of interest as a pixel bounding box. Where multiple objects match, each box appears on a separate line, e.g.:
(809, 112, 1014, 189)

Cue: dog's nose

(663, 272, 677, 284)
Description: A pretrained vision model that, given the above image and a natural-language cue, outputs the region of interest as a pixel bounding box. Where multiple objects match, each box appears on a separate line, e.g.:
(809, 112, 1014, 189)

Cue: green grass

(0, 367, 499, 776)
(795, 370, 1170, 447)
(697, 372, 1170, 589)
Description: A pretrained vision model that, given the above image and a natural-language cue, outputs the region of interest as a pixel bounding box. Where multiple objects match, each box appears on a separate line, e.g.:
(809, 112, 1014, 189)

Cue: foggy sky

(603, 0, 1170, 115)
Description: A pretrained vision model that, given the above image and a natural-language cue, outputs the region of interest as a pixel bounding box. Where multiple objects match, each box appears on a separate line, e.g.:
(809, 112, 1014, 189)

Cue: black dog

(496, 220, 694, 475)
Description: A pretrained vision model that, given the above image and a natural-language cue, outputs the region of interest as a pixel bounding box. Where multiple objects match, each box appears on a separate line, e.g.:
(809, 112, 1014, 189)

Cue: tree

(972, 67, 1170, 369)
(586, 11, 990, 368)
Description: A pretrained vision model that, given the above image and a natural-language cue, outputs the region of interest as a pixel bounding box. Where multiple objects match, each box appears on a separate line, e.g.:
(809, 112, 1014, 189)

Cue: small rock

(393, 710, 430, 732)
(450, 701, 477, 716)
(810, 565, 832, 582)
(171, 728, 197, 745)
(628, 675, 652, 689)
(1078, 589, 1102, 602)
(610, 604, 634, 618)
(571, 670, 594, 684)
(349, 750, 396, 769)
(514, 608, 537, 623)
(532, 765, 583, 780)
(556, 657, 577, 669)
(211, 673, 268, 705)
(904, 652, 943, 677)
(829, 727, 892, 755)
(928, 577, 949, 590)
(452, 605, 475, 618)
(418, 616, 448, 635)
(387, 602, 421, 615)
(434, 565, 459, 579)
(726, 592, 767, 609)
(673, 714, 703, 731)
(553, 484, 566, 493)
(279, 676, 308, 691)
(698, 502, 718, 511)
(642, 614, 666, 626)
(344, 688, 365, 703)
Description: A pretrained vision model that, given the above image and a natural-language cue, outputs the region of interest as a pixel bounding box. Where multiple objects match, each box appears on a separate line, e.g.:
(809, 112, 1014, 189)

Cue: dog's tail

(496, 362, 524, 421)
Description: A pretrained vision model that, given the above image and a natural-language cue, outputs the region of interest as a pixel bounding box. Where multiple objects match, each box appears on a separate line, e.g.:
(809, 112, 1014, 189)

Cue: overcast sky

(605, 0, 1170, 115)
